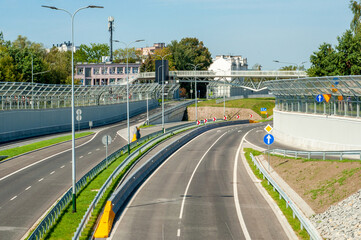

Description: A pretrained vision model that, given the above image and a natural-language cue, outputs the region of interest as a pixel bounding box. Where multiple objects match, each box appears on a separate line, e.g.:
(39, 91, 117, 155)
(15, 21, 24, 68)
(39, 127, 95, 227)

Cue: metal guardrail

(72, 121, 196, 240)
(215, 94, 274, 104)
(267, 149, 361, 161)
(27, 126, 173, 240)
(249, 153, 322, 240)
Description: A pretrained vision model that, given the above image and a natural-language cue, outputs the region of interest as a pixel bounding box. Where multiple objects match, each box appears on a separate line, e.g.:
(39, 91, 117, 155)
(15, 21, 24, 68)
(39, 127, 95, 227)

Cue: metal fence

(267, 149, 361, 161)
(249, 153, 322, 240)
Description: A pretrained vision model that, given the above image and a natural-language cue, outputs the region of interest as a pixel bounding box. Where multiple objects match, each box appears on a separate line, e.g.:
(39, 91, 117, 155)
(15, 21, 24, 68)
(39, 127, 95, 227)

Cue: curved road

(110, 124, 294, 240)
(0, 103, 180, 240)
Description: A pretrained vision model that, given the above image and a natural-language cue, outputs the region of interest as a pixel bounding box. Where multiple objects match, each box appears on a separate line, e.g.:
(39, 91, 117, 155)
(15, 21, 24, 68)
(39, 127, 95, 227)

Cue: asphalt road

(110, 123, 291, 240)
(0, 102, 181, 240)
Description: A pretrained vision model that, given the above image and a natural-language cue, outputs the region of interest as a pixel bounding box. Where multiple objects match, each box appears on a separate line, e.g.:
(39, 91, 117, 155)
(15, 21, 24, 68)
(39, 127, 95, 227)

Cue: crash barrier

(147, 100, 195, 125)
(72, 121, 197, 240)
(249, 153, 322, 240)
(215, 94, 274, 104)
(267, 149, 361, 161)
(93, 120, 249, 238)
(27, 121, 193, 240)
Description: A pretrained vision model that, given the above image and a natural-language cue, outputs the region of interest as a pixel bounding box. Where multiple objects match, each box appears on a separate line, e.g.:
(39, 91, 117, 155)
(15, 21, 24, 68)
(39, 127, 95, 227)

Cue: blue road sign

(261, 107, 267, 112)
(316, 94, 324, 103)
(263, 134, 274, 145)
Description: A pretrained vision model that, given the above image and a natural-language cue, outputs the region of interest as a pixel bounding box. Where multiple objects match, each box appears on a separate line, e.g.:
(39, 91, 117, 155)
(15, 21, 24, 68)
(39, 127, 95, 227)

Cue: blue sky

(0, 0, 353, 70)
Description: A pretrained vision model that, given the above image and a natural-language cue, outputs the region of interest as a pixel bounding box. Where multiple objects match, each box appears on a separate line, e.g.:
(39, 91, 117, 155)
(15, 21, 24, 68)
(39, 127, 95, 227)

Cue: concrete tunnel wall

(0, 100, 159, 143)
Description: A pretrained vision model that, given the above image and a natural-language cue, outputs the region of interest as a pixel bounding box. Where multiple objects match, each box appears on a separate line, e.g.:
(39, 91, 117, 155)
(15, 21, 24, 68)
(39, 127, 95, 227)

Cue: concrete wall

(149, 107, 186, 125)
(273, 110, 361, 150)
(0, 100, 158, 143)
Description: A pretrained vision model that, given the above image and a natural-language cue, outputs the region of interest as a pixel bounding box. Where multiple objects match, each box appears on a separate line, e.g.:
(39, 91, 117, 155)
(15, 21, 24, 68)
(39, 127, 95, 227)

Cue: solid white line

(179, 132, 227, 219)
(177, 229, 180, 237)
(233, 131, 252, 240)
(38, 178, 44, 182)
(10, 196, 17, 201)
(25, 186, 31, 191)
(60, 165, 65, 168)
(50, 171, 55, 175)
(0, 132, 99, 182)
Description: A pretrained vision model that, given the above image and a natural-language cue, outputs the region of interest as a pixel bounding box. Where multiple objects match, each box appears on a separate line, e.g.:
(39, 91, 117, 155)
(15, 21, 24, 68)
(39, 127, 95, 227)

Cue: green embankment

(0, 132, 93, 161)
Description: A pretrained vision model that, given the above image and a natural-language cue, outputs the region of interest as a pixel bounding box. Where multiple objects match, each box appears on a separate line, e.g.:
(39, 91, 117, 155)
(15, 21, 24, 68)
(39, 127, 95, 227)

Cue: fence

(267, 149, 361, 161)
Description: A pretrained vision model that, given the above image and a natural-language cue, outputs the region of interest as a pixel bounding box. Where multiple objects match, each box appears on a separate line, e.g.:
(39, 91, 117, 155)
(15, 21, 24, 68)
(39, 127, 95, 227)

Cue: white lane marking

(256, 130, 263, 133)
(38, 178, 44, 182)
(0, 132, 99, 182)
(179, 132, 227, 219)
(96, 148, 100, 151)
(10, 196, 17, 201)
(25, 186, 31, 191)
(233, 131, 252, 240)
(238, 130, 242, 133)
(50, 171, 55, 175)
(88, 152, 92, 155)
(60, 165, 65, 168)
(177, 229, 180, 237)
(79, 156, 84, 159)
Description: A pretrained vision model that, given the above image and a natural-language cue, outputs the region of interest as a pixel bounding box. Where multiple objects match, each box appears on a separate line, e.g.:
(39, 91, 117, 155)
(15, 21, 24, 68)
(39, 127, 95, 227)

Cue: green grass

(139, 124, 155, 129)
(0, 132, 93, 161)
(189, 98, 275, 116)
(244, 148, 309, 240)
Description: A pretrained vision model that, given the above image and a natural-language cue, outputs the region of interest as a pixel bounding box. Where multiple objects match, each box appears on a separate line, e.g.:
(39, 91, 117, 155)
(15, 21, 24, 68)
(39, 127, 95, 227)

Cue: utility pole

(108, 16, 114, 62)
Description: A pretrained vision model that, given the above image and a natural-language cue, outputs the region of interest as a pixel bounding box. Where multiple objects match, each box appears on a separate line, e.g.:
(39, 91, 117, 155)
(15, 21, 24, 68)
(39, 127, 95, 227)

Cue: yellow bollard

(94, 201, 115, 238)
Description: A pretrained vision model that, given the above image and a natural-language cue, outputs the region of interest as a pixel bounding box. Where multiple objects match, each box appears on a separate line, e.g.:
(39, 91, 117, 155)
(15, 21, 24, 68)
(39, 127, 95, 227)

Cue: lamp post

(187, 63, 202, 121)
(113, 39, 144, 154)
(155, 53, 172, 133)
(42, 4, 103, 213)
(273, 60, 307, 78)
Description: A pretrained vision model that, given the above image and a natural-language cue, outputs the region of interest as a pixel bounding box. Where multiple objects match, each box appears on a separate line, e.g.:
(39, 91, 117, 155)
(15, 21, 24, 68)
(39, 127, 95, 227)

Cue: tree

(279, 65, 297, 71)
(350, 0, 361, 32)
(113, 47, 141, 63)
(74, 43, 109, 63)
(140, 47, 175, 72)
(168, 37, 212, 71)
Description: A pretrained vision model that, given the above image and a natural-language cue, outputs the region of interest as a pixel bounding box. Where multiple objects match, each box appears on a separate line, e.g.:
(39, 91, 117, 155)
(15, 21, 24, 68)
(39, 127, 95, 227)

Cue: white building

(47, 41, 79, 53)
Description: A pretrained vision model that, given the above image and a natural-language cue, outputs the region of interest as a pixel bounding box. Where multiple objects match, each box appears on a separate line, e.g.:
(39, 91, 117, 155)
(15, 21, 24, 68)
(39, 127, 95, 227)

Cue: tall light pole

(155, 53, 172, 133)
(187, 63, 202, 121)
(42, 4, 103, 213)
(114, 39, 144, 154)
(273, 60, 307, 78)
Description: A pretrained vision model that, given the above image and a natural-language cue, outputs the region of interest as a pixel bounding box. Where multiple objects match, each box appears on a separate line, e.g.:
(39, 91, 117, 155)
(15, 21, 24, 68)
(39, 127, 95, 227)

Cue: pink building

(137, 43, 165, 56)
(75, 62, 141, 86)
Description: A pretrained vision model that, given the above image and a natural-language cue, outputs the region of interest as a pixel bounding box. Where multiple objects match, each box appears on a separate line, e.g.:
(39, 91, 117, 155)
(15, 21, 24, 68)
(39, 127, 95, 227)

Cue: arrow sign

(196, 120, 200, 125)
(236, 115, 240, 119)
(213, 117, 216, 122)
(204, 119, 208, 124)
(316, 94, 324, 103)
(263, 134, 274, 145)
(224, 116, 227, 120)
(249, 114, 253, 119)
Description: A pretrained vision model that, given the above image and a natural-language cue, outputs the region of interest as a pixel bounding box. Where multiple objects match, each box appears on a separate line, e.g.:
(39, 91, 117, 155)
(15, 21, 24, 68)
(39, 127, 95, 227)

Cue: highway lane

(0, 103, 180, 240)
(110, 123, 291, 240)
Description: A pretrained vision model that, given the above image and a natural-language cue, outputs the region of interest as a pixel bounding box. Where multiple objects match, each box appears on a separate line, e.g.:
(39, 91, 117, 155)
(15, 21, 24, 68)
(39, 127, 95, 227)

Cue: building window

(132, 67, 139, 73)
(109, 78, 116, 84)
(93, 67, 100, 75)
(102, 67, 108, 75)
(109, 67, 116, 74)
(77, 67, 84, 75)
(125, 67, 131, 74)
(117, 67, 123, 74)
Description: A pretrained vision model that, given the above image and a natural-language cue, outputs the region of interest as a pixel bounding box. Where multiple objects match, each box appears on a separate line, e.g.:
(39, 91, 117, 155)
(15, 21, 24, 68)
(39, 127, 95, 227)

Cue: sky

(0, 0, 354, 70)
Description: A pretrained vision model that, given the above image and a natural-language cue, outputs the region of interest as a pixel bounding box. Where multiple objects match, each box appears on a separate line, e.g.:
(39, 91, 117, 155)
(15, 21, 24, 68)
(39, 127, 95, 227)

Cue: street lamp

(42, 4, 103, 213)
(187, 63, 202, 122)
(155, 53, 172, 133)
(113, 39, 144, 154)
(273, 60, 307, 78)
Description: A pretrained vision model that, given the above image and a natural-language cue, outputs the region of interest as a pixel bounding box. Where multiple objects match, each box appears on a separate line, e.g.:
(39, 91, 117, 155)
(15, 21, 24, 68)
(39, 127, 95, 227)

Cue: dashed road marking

(38, 178, 44, 182)
(177, 229, 180, 237)
(50, 171, 55, 175)
(88, 152, 92, 155)
(96, 148, 100, 151)
(60, 165, 65, 168)
(25, 186, 31, 191)
(79, 156, 84, 159)
(10, 196, 17, 201)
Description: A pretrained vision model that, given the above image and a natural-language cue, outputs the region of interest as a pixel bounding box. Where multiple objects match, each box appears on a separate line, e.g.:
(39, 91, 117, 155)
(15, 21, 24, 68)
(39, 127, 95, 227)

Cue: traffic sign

(236, 115, 240, 119)
(76, 115, 82, 121)
(196, 120, 200, 125)
(316, 94, 324, 103)
(261, 107, 267, 114)
(102, 135, 112, 145)
(249, 114, 253, 119)
(263, 134, 274, 145)
(224, 115, 227, 120)
(264, 124, 273, 133)
(213, 117, 216, 122)
(204, 119, 208, 124)
(323, 94, 331, 103)
(76, 109, 82, 115)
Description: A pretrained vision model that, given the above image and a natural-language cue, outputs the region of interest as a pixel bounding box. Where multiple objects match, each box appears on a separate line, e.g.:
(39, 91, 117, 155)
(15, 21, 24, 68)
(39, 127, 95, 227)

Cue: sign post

(102, 135, 112, 168)
(263, 124, 274, 171)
